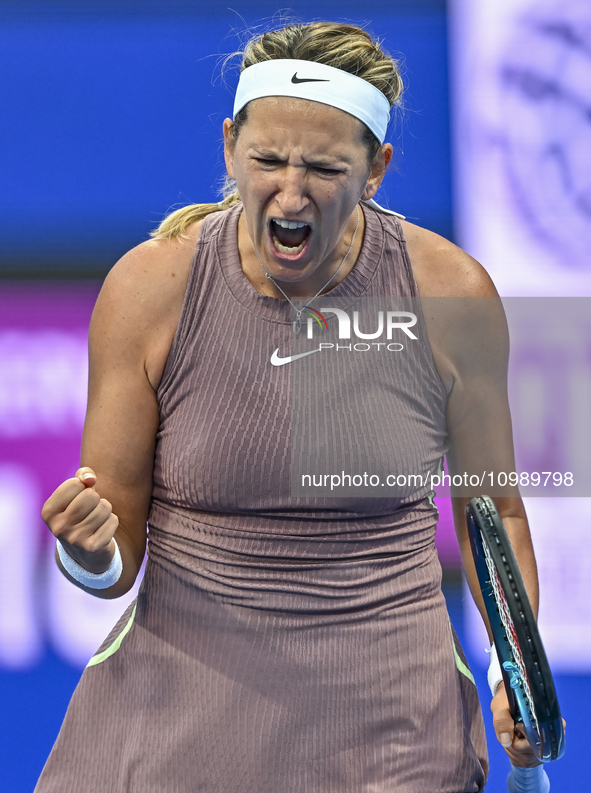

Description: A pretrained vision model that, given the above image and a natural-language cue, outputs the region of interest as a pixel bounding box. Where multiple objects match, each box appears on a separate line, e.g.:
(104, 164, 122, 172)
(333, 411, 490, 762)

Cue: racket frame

(465, 496, 565, 763)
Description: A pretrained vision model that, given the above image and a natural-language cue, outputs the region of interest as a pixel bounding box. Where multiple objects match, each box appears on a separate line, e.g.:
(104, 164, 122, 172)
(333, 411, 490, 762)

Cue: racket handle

(507, 765, 550, 793)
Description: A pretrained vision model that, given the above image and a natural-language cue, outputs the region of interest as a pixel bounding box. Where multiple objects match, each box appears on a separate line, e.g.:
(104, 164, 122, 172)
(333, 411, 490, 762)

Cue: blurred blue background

(0, 0, 451, 276)
(0, 1, 586, 791)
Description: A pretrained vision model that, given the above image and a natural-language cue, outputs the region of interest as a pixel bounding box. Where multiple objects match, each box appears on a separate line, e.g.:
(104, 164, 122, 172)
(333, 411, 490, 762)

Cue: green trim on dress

(87, 604, 137, 667)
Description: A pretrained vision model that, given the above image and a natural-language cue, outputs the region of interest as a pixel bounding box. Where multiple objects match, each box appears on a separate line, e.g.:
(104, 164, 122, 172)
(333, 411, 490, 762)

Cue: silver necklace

(251, 204, 360, 333)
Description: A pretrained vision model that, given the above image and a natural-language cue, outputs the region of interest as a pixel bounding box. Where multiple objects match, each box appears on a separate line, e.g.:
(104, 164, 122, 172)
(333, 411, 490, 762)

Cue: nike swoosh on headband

(233, 60, 391, 143)
(270, 347, 321, 366)
(291, 73, 330, 84)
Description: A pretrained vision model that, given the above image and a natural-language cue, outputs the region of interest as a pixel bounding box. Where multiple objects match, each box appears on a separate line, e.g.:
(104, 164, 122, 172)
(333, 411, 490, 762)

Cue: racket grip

(507, 765, 550, 793)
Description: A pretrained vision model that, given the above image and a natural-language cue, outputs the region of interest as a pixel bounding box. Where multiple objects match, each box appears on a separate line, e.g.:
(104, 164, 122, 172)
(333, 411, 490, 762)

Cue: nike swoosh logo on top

(291, 73, 330, 84)
(270, 347, 322, 366)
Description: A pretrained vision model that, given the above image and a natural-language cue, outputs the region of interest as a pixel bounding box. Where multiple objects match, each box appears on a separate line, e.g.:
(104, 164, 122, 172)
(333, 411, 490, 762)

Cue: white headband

(233, 59, 391, 144)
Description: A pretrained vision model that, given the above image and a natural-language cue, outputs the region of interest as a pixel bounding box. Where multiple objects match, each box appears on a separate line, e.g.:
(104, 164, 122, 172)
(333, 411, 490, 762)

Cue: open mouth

(270, 218, 311, 256)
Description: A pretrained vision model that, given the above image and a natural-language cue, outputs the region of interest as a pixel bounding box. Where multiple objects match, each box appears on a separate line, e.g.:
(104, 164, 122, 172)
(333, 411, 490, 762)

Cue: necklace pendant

(292, 319, 301, 334)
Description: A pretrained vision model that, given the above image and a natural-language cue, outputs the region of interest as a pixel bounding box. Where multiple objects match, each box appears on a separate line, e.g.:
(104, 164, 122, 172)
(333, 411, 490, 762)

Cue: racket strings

(481, 531, 539, 731)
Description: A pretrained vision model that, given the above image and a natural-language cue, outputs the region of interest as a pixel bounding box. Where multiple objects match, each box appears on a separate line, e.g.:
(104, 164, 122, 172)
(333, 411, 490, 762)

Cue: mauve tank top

(150, 202, 448, 540)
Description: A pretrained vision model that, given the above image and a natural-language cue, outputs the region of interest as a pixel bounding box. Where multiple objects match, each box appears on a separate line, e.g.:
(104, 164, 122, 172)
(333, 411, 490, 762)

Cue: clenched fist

(41, 467, 119, 575)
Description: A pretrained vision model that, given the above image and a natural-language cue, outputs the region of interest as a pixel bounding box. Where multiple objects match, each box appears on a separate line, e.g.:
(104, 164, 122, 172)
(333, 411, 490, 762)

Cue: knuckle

(50, 516, 69, 539)
(64, 478, 85, 498)
(85, 488, 101, 505)
(74, 490, 99, 515)
(84, 536, 100, 555)
(96, 503, 113, 526)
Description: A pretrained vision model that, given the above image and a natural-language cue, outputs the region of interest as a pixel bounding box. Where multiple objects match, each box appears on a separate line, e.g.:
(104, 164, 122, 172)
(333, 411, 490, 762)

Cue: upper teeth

(273, 219, 308, 229)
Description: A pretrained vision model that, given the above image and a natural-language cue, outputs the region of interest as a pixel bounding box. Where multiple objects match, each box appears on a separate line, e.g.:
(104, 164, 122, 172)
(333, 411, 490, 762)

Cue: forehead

(238, 96, 366, 154)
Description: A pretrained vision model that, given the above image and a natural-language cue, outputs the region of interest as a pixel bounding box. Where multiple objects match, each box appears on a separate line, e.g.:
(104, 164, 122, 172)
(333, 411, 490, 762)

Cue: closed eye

(253, 157, 282, 166)
(313, 166, 342, 175)
(252, 158, 343, 175)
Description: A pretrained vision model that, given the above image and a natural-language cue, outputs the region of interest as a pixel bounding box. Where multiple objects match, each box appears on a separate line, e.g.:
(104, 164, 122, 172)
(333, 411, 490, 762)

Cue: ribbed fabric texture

(35, 204, 488, 792)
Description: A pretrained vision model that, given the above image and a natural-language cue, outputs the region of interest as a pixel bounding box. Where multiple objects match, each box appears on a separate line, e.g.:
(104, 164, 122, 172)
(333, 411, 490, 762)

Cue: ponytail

(150, 190, 241, 240)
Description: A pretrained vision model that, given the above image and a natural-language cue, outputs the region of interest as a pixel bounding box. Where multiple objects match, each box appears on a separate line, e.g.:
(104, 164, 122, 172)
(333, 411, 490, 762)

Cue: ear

(361, 143, 393, 201)
(223, 118, 236, 179)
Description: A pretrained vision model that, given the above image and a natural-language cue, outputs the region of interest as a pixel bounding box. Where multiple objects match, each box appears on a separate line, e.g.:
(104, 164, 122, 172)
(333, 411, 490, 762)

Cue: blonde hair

(151, 21, 403, 241)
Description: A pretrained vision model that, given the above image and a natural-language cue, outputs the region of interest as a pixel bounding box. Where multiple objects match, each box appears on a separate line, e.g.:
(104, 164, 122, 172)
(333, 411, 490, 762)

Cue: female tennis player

(37, 21, 542, 792)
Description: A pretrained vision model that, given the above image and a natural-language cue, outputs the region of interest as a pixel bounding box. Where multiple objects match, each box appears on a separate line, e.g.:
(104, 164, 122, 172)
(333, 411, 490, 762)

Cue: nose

(275, 166, 309, 216)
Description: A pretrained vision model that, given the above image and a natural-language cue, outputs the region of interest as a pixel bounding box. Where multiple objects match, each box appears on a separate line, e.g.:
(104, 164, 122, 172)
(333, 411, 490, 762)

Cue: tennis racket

(465, 496, 565, 792)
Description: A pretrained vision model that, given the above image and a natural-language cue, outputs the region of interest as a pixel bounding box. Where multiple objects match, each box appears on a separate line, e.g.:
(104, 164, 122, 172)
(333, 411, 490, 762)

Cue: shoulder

(99, 219, 203, 309)
(91, 219, 204, 390)
(399, 219, 498, 298)
(397, 220, 508, 395)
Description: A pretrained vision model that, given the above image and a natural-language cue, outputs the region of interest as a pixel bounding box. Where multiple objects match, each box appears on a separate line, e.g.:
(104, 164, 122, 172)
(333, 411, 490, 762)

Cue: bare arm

(445, 302, 542, 766)
(442, 291, 539, 630)
(403, 220, 540, 624)
(405, 221, 542, 765)
(42, 227, 199, 598)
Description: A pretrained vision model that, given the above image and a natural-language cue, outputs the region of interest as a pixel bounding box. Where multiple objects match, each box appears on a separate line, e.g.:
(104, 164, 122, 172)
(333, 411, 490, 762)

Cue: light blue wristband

(56, 538, 123, 590)
(507, 764, 550, 793)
